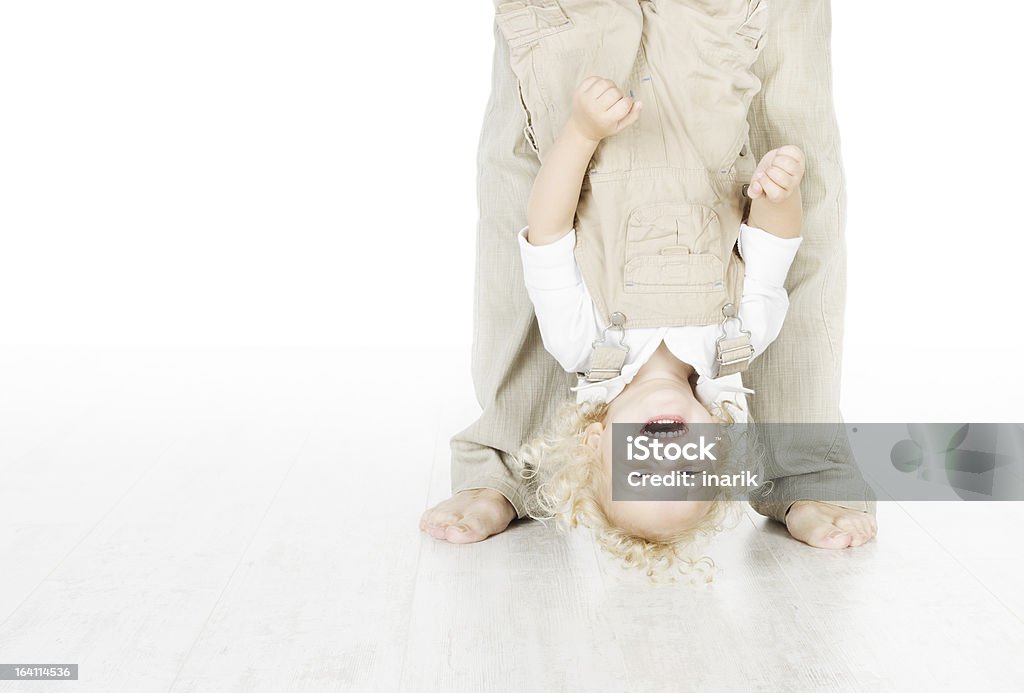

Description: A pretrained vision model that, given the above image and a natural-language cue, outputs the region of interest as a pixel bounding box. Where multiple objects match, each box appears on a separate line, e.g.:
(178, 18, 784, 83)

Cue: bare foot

(784, 500, 878, 549)
(419, 489, 516, 544)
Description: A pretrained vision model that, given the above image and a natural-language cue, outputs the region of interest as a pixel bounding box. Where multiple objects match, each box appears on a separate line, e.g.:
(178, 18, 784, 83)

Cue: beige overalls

(496, 0, 769, 378)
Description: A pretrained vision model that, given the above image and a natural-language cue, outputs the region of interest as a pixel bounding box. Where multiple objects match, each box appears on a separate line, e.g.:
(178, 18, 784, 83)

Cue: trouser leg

(448, 14, 574, 519)
(744, 0, 876, 522)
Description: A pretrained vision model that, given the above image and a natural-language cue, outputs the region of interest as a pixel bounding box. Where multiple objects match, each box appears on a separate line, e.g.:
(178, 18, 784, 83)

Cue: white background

(1, 2, 1021, 421)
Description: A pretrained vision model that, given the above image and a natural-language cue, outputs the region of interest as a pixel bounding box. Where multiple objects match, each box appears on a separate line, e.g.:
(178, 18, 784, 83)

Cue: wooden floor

(0, 348, 1022, 692)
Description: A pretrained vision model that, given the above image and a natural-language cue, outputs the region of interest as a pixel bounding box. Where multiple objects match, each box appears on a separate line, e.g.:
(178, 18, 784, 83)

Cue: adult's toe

(443, 518, 489, 544)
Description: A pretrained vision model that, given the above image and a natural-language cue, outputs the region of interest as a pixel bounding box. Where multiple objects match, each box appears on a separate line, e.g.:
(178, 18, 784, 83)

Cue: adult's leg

(421, 14, 573, 542)
(744, 0, 877, 531)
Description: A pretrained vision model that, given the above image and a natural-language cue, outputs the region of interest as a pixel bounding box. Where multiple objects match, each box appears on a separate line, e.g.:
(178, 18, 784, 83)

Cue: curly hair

(516, 397, 765, 583)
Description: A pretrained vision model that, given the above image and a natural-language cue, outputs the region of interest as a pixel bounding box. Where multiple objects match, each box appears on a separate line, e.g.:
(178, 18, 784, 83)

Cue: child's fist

(748, 145, 806, 201)
(569, 76, 642, 142)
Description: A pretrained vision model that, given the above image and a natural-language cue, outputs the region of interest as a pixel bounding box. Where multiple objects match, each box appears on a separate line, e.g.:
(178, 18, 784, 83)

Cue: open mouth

(641, 415, 689, 439)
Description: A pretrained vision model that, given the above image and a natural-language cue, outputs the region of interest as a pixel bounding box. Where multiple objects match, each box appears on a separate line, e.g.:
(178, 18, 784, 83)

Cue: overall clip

(584, 312, 629, 382)
(715, 303, 755, 377)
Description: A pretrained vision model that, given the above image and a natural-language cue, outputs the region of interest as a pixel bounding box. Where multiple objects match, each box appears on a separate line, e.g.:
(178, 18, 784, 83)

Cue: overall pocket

(495, 2, 575, 156)
(622, 203, 730, 294)
(735, 0, 769, 54)
(495, 1, 573, 48)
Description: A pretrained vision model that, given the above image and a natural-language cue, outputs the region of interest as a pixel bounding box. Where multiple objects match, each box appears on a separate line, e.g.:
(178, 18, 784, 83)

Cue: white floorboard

(0, 348, 1022, 692)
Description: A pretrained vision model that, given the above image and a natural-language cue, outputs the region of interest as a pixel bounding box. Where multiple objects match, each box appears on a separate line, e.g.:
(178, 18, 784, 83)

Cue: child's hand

(569, 76, 642, 143)
(748, 145, 806, 201)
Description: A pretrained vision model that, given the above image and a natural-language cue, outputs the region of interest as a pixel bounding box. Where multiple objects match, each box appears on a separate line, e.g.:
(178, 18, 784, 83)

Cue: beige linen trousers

(451, 0, 876, 523)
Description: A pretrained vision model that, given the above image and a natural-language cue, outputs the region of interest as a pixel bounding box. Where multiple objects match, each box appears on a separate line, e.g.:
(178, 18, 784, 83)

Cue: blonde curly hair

(516, 397, 764, 583)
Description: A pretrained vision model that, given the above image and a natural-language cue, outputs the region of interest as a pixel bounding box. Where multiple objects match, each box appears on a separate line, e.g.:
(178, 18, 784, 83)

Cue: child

(516, 72, 806, 578)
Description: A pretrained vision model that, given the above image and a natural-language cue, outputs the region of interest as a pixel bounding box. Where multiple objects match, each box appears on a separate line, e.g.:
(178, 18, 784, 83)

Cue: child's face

(583, 374, 719, 540)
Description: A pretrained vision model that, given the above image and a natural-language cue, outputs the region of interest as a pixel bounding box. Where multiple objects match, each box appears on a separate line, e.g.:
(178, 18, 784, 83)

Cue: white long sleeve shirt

(517, 223, 802, 418)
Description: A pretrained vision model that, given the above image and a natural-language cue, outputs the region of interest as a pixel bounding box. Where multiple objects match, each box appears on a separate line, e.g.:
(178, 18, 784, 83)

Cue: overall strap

(584, 305, 755, 382)
(584, 312, 628, 383)
(715, 303, 755, 377)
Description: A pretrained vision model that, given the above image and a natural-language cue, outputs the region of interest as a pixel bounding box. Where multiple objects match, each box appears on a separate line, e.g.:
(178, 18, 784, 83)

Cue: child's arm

(517, 77, 642, 373)
(705, 146, 807, 374)
(525, 77, 641, 246)
(733, 228, 800, 359)
(517, 227, 605, 373)
(746, 145, 806, 240)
